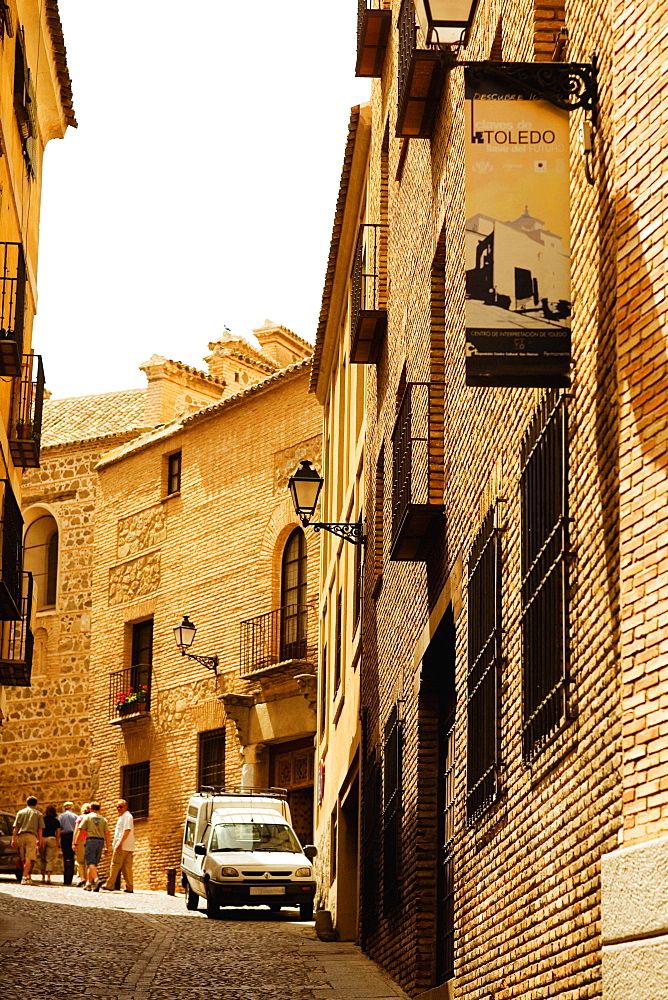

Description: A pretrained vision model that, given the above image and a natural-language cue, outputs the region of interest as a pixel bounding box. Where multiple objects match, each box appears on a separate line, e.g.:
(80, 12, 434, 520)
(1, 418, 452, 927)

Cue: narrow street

(0, 878, 409, 1000)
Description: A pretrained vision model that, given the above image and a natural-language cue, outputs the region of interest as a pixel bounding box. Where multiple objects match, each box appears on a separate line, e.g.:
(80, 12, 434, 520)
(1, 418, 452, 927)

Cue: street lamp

(173, 614, 219, 675)
(414, 0, 479, 46)
(288, 460, 365, 546)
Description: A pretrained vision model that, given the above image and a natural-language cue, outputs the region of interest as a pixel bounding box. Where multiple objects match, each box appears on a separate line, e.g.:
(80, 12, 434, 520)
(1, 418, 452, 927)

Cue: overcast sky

(33, 2, 370, 398)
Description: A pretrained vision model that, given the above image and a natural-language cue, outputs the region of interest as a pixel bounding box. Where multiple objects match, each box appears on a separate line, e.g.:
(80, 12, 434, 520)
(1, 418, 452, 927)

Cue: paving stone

(0, 881, 409, 999)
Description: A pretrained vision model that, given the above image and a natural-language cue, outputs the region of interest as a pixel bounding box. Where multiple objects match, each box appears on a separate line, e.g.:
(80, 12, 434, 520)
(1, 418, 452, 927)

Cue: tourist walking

(39, 805, 61, 884)
(73, 801, 110, 891)
(11, 796, 45, 885)
(58, 801, 78, 886)
(73, 802, 91, 886)
(101, 799, 135, 893)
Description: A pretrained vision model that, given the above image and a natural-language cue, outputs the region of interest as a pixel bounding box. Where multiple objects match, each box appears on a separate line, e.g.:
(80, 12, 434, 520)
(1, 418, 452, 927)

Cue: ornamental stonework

(273, 435, 321, 494)
(117, 505, 167, 559)
(108, 552, 161, 606)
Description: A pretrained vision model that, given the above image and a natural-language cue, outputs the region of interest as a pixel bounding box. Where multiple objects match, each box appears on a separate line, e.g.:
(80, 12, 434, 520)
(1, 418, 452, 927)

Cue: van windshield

(209, 822, 302, 854)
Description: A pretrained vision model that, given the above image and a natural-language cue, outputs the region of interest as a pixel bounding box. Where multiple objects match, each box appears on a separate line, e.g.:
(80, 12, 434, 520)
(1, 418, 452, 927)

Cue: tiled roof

(41, 388, 148, 447)
(97, 358, 312, 469)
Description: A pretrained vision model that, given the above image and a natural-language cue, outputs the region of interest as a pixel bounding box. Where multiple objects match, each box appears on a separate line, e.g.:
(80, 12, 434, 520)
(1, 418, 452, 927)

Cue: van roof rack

(197, 785, 288, 799)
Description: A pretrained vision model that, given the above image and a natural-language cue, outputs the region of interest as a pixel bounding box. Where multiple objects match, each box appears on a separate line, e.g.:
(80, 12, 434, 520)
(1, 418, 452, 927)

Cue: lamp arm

(311, 522, 366, 546)
(179, 649, 219, 675)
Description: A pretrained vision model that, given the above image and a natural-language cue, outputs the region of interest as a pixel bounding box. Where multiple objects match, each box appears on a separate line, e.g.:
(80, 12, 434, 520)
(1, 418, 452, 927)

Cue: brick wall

(352, 0, 624, 995)
(89, 366, 321, 888)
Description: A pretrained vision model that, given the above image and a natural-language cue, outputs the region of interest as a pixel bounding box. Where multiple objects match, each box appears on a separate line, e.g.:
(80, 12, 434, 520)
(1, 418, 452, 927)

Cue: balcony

(356, 0, 392, 78)
(0, 243, 26, 376)
(0, 573, 34, 686)
(9, 353, 44, 468)
(0, 479, 23, 620)
(109, 664, 152, 723)
(240, 604, 316, 677)
(350, 224, 387, 364)
(396, 0, 445, 138)
(390, 382, 444, 560)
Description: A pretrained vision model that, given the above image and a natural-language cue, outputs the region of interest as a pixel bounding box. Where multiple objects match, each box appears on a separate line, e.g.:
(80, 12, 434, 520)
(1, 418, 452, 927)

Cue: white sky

(33, 2, 371, 398)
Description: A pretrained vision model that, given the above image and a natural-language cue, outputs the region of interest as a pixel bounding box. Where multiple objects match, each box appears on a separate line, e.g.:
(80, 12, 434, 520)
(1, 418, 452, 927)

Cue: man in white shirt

(101, 799, 135, 893)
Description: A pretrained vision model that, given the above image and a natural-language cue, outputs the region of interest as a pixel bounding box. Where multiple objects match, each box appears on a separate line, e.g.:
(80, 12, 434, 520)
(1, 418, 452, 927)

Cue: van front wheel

(206, 886, 220, 919)
(185, 885, 199, 911)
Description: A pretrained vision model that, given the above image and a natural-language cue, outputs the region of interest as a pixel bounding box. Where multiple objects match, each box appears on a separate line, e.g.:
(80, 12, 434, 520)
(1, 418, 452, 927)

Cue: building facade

(310, 1, 667, 998)
(88, 331, 321, 888)
(0, 0, 75, 724)
(309, 104, 370, 938)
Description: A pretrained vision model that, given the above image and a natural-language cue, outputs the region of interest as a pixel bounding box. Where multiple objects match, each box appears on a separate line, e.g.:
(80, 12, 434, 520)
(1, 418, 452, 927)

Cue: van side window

(184, 820, 196, 847)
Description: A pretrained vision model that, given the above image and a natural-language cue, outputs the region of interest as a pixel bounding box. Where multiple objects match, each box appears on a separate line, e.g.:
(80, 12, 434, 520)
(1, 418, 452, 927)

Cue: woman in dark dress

(40, 805, 61, 884)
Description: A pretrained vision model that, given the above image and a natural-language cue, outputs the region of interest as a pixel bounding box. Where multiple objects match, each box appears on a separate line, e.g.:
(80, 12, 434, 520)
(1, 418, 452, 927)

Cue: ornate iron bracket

(461, 58, 598, 123)
(310, 522, 366, 546)
(180, 650, 219, 675)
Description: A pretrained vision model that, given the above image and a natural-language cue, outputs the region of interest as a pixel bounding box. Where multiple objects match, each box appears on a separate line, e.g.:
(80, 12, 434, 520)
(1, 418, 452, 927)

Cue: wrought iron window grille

(108, 663, 152, 723)
(356, 0, 392, 78)
(466, 502, 505, 822)
(520, 389, 570, 761)
(122, 761, 150, 819)
(382, 704, 403, 914)
(350, 223, 387, 364)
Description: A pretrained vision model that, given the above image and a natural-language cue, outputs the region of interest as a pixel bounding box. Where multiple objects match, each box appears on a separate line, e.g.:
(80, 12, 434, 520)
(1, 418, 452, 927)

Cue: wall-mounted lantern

(288, 461, 365, 546)
(173, 614, 219, 675)
(414, 0, 479, 46)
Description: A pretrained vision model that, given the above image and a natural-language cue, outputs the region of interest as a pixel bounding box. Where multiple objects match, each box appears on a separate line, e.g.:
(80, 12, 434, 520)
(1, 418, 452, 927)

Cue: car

(181, 787, 317, 920)
(0, 810, 21, 879)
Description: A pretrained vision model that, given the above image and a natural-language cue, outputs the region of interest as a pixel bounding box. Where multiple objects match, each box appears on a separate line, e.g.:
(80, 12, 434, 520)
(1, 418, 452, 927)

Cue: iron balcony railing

(390, 382, 444, 559)
(240, 604, 316, 676)
(350, 223, 387, 364)
(398, 0, 418, 107)
(0, 478, 23, 620)
(396, 0, 444, 137)
(0, 572, 34, 686)
(9, 352, 45, 469)
(0, 242, 25, 376)
(108, 663, 152, 722)
(356, 0, 392, 77)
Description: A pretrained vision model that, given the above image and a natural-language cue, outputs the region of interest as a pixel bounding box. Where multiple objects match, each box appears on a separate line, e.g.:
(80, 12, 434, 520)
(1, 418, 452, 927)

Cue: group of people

(11, 796, 135, 893)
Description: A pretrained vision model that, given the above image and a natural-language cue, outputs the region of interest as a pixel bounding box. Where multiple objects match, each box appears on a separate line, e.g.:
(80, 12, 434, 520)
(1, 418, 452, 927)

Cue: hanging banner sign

(464, 69, 571, 387)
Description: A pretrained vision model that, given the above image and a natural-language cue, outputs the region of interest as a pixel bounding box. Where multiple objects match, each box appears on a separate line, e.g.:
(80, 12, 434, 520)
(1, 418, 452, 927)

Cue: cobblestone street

(0, 878, 409, 1000)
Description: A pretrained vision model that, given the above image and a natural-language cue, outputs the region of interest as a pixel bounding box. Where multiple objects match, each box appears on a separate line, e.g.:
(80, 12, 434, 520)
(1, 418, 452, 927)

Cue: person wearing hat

(58, 801, 78, 886)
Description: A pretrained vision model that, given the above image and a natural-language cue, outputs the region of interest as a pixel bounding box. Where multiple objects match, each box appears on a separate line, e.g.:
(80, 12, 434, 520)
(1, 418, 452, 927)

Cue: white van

(180, 786, 317, 920)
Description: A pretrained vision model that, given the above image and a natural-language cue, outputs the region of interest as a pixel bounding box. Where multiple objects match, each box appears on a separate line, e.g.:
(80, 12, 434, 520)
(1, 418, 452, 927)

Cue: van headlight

(220, 867, 239, 877)
(294, 867, 312, 878)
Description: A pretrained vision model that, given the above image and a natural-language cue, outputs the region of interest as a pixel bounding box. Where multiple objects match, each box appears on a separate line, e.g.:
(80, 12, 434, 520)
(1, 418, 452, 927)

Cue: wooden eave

(310, 103, 372, 404)
(45, 0, 77, 128)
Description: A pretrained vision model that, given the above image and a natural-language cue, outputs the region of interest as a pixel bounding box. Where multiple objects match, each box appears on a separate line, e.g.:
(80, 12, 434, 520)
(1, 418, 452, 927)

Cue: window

(383, 704, 402, 913)
(198, 728, 226, 790)
(520, 390, 569, 760)
(121, 761, 150, 818)
(130, 619, 152, 706)
(184, 820, 196, 847)
(280, 528, 308, 660)
(466, 505, 502, 821)
(333, 591, 342, 695)
(319, 643, 328, 739)
(354, 520, 363, 630)
(167, 451, 181, 495)
(23, 513, 58, 610)
(13, 33, 36, 177)
(361, 743, 381, 938)
(330, 807, 338, 883)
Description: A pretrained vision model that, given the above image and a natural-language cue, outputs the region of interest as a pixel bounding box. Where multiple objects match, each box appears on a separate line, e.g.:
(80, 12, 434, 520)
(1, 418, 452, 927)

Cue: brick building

(0, 0, 75, 726)
(88, 328, 321, 888)
(310, 1, 667, 998)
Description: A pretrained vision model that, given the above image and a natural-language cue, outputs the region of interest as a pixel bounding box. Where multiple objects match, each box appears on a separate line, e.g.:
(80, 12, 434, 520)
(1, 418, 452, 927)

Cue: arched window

(280, 528, 307, 661)
(23, 514, 58, 610)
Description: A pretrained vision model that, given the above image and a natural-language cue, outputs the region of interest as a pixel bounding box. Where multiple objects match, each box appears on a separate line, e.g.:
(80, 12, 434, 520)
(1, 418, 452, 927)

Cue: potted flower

(115, 685, 149, 716)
